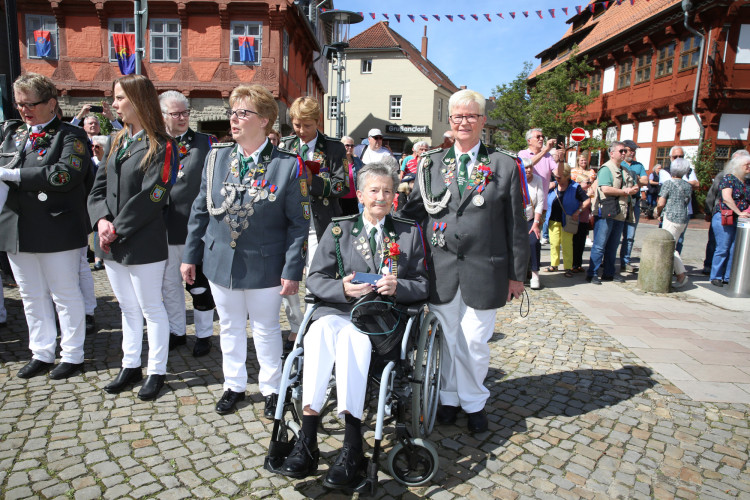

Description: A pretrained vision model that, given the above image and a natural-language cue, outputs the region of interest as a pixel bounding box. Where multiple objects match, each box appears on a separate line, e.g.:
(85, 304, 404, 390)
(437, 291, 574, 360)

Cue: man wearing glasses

(354, 128, 393, 165)
(159, 91, 218, 358)
(587, 142, 638, 284)
(401, 89, 528, 434)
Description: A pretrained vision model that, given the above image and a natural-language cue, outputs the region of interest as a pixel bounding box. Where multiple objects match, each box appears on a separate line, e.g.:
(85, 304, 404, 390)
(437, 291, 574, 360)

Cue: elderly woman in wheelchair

(273, 162, 430, 489)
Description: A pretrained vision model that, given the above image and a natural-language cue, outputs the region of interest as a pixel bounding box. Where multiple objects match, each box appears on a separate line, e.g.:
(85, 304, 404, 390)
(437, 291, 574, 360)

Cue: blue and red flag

(484, 14, 492, 21)
(395, 14, 401, 22)
(407, 14, 415, 22)
(112, 33, 136, 75)
(238, 36, 256, 62)
(34, 30, 51, 58)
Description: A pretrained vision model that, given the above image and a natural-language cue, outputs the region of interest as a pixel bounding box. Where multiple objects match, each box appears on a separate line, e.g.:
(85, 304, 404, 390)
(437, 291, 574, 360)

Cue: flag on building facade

(238, 36, 256, 62)
(34, 30, 52, 58)
(112, 33, 136, 75)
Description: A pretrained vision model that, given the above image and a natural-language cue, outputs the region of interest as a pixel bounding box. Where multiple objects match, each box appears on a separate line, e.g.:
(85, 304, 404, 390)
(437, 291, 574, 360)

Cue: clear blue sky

(334, 0, 575, 97)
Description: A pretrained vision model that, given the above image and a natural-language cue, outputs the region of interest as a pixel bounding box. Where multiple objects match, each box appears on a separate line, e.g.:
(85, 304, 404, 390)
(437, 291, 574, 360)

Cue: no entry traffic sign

(571, 128, 586, 142)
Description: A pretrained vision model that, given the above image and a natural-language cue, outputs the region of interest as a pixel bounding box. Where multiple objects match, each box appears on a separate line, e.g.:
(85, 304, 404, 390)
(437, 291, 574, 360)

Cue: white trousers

(662, 218, 687, 276)
(302, 315, 371, 420)
(209, 282, 283, 395)
(162, 244, 214, 338)
(105, 259, 169, 375)
(79, 247, 96, 316)
(9, 249, 85, 364)
(282, 293, 304, 333)
(430, 289, 497, 413)
(307, 223, 319, 268)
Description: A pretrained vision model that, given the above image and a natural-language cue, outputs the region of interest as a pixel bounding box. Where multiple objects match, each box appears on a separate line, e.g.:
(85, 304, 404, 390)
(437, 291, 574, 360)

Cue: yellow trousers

(549, 221, 574, 270)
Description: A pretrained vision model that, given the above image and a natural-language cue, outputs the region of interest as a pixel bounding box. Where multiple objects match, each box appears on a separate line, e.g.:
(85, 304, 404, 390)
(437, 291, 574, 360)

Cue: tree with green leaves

(691, 138, 716, 214)
(488, 62, 532, 152)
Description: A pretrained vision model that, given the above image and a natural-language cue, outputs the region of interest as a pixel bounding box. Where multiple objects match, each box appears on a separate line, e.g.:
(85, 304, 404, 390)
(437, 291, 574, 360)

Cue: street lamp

(319, 9, 362, 139)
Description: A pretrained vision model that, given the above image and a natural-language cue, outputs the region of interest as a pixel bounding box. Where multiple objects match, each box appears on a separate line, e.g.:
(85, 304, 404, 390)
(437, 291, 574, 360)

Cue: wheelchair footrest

(264, 439, 295, 473)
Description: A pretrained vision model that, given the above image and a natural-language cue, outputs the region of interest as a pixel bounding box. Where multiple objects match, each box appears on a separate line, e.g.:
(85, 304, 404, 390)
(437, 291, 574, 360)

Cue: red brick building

(8, 0, 332, 136)
(530, 0, 750, 172)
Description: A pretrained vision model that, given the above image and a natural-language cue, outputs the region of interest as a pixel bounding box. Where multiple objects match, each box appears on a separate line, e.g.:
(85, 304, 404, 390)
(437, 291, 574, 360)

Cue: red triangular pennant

(484, 14, 491, 21)
(549, 9, 555, 18)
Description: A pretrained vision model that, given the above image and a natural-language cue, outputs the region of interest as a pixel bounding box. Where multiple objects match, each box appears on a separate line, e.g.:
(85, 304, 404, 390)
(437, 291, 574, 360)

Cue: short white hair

(159, 90, 189, 113)
(669, 145, 685, 157)
(449, 89, 485, 115)
(412, 141, 428, 152)
(526, 128, 543, 141)
(91, 135, 108, 147)
(669, 158, 690, 178)
(341, 136, 354, 144)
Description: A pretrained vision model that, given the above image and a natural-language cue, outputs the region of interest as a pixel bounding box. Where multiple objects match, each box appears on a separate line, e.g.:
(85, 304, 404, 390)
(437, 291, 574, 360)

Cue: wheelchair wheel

(411, 312, 442, 439)
(386, 438, 439, 487)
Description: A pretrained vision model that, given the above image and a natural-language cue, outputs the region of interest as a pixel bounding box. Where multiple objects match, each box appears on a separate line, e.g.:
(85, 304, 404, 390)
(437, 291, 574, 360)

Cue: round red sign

(571, 128, 586, 142)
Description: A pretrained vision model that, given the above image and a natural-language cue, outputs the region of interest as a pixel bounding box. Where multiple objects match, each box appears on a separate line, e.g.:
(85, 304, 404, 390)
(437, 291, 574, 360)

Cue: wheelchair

(265, 296, 443, 493)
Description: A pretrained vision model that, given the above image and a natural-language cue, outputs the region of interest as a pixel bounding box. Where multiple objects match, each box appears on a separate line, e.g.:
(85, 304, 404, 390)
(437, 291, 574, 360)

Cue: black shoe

(17, 359, 54, 379)
(711, 279, 723, 287)
(93, 261, 105, 271)
(85, 315, 96, 335)
(323, 444, 365, 489)
(467, 408, 488, 433)
(436, 404, 460, 425)
(104, 367, 143, 394)
(215, 389, 245, 415)
(264, 393, 278, 419)
(138, 374, 166, 401)
(283, 339, 294, 352)
(169, 333, 187, 350)
(193, 337, 212, 357)
(701, 267, 711, 276)
(612, 275, 626, 283)
(279, 431, 320, 479)
(49, 362, 84, 380)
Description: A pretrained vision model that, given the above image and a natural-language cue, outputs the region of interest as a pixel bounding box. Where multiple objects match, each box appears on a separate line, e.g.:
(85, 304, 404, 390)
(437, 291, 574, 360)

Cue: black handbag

(598, 189, 621, 219)
(350, 291, 406, 357)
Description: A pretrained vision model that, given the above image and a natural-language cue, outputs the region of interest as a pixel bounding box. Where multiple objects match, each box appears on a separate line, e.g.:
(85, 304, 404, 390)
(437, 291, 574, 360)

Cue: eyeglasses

(343, 144, 354, 148)
(449, 114, 483, 124)
(370, 136, 383, 140)
(15, 99, 48, 109)
(618, 149, 629, 154)
(671, 155, 684, 159)
(166, 110, 190, 119)
(226, 109, 260, 120)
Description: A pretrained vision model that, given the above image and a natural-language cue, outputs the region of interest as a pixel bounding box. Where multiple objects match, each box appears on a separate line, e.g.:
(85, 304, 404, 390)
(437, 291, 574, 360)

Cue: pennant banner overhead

(470, 14, 479, 20)
(484, 13, 492, 21)
(34, 30, 51, 58)
(395, 13, 401, 22)
(446, 15, 454, 21)
(238, 36, 256, 62)
(112, 33, 135, 75)
(408, 14, 415, 22)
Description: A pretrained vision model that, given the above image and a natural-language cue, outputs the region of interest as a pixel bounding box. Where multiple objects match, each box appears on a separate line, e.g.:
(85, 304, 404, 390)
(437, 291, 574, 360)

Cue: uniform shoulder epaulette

(391, 215, 417, 226)
(275, 145, 296, 155)
(496, 148, 518, 159)
(331, 213, 359, 222)
(280, 135, 296, 142)
(2, 119, 23, 134)
(211, 142, 234, 148)
(420, 147, 443, 157)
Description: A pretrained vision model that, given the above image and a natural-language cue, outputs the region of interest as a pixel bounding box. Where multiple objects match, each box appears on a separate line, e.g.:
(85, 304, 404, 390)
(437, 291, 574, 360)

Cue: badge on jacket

(150, 185, 166, 202)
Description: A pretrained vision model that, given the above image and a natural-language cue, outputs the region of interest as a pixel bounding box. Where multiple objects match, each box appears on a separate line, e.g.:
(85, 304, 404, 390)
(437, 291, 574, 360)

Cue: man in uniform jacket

(0, 73, 92, 380)
(400, 89, 528, 434)
(159, 91, 217, 357)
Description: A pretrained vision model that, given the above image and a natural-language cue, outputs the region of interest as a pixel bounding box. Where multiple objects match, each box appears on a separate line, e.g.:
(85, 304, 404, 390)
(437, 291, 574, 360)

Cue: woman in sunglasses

(180, 84, 308, 418)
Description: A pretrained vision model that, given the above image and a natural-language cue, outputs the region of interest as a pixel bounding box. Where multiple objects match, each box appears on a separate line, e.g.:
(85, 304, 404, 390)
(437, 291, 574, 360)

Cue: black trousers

(572, 222, 590, 269)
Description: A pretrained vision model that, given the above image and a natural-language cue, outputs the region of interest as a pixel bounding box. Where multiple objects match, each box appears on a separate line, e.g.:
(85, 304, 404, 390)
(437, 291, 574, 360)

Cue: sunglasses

(343, 144, 354, 148)
(371, 136, 383, 140)
(671, 155, 684, 159)
(618, 149, 628, 154)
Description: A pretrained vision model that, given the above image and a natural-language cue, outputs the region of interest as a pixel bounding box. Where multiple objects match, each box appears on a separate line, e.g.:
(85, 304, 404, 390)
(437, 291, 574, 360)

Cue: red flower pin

(388, 242, 401, 258)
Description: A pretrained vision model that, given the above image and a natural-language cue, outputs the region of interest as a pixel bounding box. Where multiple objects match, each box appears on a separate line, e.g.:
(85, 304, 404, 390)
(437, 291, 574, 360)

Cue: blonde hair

(449, 89, 485, 115)
(289, 96, 321, 122)
(107, 74, 169, 171)
(561, 163, 572, 178)
(229, 84, 278, 135)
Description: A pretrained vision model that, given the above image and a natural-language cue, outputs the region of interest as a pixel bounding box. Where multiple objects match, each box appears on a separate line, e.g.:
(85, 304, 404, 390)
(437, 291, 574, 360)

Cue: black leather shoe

(711, 279, 723, 287)
(215, 389, 245, 415)
(85, 315, 96, 335)
(104, 367, 143, 394)
(93, 261, 105, 271)
(279, 431, 319, 479)
(587, 276, 602, 285)
(323, 444, 365, 489)
(283, 339, 294, 352)
(436, 405, 460, 425)
(17, 359, 54, 379)
(193, 337, 212, 357)
(138, 374, 166, 401)
(50, 362, 84, 380)
(612, 275, 626, 283)
(467, 408, 488, 433)
(169, 333, 187, 350)
(264, 393, 278, 419)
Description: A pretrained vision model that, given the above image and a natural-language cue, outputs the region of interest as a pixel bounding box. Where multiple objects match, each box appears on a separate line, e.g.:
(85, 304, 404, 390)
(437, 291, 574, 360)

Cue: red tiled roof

(348, 21, 459, 92)
(529, 0, 682, 78)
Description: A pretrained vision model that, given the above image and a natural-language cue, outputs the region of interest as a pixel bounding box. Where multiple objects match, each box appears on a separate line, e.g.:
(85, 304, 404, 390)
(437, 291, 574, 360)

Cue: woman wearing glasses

(181, 84, 309, 417)
(88, 74, 178, 400)
(0, 73, 92, 380)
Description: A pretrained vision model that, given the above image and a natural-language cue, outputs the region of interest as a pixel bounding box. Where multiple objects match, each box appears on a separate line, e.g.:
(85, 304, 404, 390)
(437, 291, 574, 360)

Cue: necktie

(301, 143, 309, 161)
(458, 154, 470, 196)
(369, 227, 378, 257)
(117, 136, 133, 161)
(239, 154, 254, 179)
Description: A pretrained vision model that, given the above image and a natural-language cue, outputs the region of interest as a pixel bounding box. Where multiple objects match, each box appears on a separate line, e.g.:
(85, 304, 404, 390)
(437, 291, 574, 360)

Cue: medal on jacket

(38, 192, 48, 201)
(473, 194, 485, 206)
(177, 164, 185, 178)
(431, 222, 446, 247)
(268, 184, 277, 202)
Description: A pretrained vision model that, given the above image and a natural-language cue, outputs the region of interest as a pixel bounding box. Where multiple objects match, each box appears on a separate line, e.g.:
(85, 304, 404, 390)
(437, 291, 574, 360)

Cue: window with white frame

(390, 96, 402, 120)
(230, 21, 262, 65)
(328, 96, 338, 120)
(26, 15, 59, 59)
(437, 99, 443, 122)
(282, 30, 289, 73)
(361, 59, 372, 73)
(150, 19, 180, 62)
(109, 18, 135, 61)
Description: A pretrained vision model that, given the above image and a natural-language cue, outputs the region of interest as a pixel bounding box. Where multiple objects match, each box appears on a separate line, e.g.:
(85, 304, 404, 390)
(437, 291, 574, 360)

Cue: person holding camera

(71, 102, 123, 131)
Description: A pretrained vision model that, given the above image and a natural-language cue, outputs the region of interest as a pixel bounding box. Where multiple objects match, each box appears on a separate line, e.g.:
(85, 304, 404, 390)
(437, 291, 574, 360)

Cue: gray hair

(91, 135, 108, 147)
(731, 149, 750, 159)
(669, 158, 690, 178)
(526, 128, 543, 142)
(726, 155, 750, 180)
(669, 145, 684, 157)
(382, 155, 400, 173)
(341, 135, 354, 144)
(83, 115, 100, 126)
(357, 162, 399, 193)
(14, 73, 57, 103)
(449, 89, 485, 115)
(608, 141, 625, 153)
(412, 141, 428, 152)
(159, 90, 189, 112)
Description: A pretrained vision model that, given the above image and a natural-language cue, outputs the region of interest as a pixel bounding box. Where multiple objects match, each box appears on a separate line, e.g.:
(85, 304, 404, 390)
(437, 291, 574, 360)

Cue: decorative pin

(322, 198, 329, 206)
(38, 192, 48, 201)
(473, 195, 485, 207)
(437, 222, 447, 247)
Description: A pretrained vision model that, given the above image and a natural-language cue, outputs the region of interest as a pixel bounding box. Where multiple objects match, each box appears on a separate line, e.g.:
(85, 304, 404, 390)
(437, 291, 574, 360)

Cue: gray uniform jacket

(182, 141, 309, 290)
(400, 143, 529, 310)
(307, 213, 429, 320)
(280, 132, 349, 238)
(166, 129, 216, 245)
(0, 118, 91, 253)
(87, 133, 178, 265)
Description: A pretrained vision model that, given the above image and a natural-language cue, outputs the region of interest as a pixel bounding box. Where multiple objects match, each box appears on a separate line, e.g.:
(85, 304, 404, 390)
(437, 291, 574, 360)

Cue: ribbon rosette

(387, 242, 401, 259)
(476, 164, 493, 183)
(178, 144, 188, 156)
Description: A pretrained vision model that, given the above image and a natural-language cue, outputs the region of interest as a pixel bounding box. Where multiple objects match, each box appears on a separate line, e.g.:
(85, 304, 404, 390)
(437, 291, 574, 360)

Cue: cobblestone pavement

(0, 264, 748, 500)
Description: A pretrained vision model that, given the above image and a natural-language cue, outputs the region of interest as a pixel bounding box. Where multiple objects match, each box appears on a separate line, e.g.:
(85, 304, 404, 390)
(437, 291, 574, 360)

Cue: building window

(590, 72, 601, 93)
(634, 52, 652, 85)
(655, 43, 675, 78)
(390, 96, 402, 120)
(328, 96, 338, 120)
(578, 78, 588, 94)
(679, 35, 701, 70)
(26, 15, 58, 59)
(714, 146, 745, 173)
(109, 18, 135, 61)
(656, 146, 672, 169)
(230, 21, 262, 65)
(617, 59, 632, 89)
(361, 59, 372, 73)
(149, 19, 180, 62)
(282, 30, 289, 73)
(437, 99, 443, 122)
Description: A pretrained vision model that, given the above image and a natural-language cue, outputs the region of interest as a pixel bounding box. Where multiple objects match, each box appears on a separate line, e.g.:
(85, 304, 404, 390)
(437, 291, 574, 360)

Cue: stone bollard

(638, 229, 675, 293)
